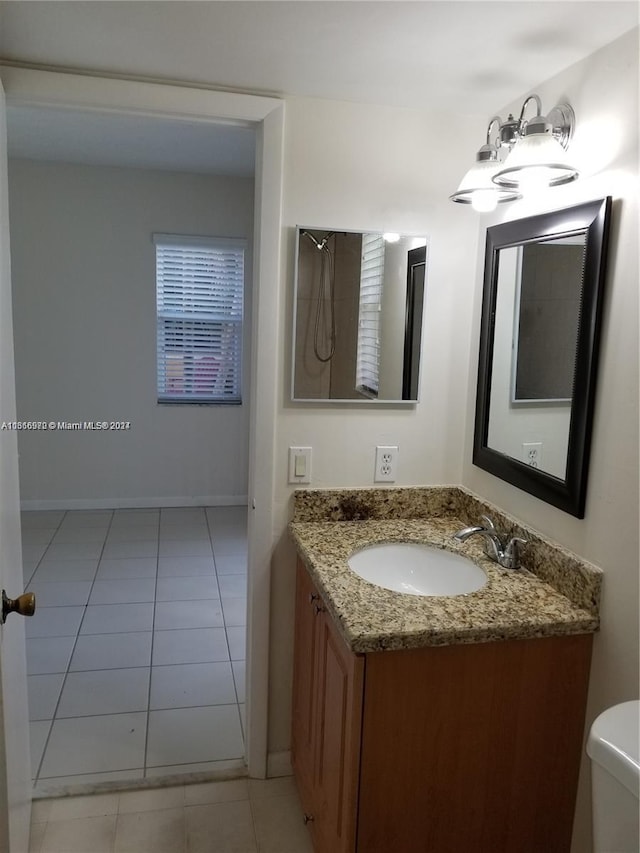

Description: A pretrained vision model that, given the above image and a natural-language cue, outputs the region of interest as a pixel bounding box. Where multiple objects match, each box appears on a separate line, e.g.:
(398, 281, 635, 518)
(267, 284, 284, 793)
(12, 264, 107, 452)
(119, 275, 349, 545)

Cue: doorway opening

(7, 104, 256, 792)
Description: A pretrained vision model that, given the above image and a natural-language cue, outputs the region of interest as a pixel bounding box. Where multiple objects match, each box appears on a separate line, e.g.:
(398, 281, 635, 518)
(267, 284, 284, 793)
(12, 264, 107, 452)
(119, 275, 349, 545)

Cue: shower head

(302, 230, 335, 251)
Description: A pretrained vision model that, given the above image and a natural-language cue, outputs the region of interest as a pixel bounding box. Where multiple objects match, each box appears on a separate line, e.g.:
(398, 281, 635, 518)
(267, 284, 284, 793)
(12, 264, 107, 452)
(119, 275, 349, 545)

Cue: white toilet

(587, 700, 639, 853)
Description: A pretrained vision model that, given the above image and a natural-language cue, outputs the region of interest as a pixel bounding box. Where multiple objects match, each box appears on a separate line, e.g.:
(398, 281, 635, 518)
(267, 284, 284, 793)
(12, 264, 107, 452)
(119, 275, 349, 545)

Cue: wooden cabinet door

(291, 560, 364, 853)
(313, 603, 364, 853)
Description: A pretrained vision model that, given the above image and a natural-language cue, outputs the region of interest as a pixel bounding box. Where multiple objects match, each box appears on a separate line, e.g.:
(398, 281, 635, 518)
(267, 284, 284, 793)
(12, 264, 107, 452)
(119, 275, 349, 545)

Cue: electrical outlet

(374, 445, 398, 482)
(521, 441, 543, 469)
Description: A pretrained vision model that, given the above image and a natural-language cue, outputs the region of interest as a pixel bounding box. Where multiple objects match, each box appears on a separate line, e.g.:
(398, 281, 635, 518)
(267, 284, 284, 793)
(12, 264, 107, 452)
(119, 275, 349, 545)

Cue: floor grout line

(141, 513, 161, 779)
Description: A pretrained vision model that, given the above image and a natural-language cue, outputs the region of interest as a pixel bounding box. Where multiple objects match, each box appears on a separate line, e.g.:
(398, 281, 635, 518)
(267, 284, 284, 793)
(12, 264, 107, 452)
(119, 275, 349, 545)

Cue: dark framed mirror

(473, 197, 612, 517)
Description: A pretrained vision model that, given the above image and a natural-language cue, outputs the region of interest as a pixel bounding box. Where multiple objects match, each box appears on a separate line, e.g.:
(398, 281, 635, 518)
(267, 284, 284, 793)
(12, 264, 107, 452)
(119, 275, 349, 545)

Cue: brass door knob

(2, 590, 36, 624)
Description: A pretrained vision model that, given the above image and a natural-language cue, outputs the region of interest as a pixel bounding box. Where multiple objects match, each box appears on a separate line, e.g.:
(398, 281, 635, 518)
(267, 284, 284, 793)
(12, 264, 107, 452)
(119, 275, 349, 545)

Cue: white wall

(461, 29, 639, 853)
(8, 160, 254, 507)
(267, 95, 480, 750)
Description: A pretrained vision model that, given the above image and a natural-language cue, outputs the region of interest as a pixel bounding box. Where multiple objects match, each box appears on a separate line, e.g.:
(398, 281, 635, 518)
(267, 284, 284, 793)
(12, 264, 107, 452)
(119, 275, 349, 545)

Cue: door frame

(0, 65, 285, 779)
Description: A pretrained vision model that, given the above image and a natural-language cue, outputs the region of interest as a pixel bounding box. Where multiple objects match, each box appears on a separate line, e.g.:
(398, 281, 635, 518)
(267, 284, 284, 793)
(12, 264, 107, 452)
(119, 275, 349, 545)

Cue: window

(355, 232, 385, 398)
(154, 234, 245, 403)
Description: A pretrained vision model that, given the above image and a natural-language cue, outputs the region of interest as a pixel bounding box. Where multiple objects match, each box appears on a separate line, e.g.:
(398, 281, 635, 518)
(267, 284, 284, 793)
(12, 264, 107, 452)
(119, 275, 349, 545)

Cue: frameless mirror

(291, 227, 427, 402)
(474, 198, 612, 517)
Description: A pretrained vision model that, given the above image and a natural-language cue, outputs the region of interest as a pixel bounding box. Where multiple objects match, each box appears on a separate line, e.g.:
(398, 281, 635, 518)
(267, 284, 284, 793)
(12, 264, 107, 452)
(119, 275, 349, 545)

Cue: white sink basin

(347, 542, 487, 597)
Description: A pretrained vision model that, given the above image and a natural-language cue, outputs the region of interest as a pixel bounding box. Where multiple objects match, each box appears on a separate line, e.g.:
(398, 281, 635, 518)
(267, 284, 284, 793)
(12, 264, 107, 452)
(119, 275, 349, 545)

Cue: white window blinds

(155, 234, 245, 403)
(356, 233, 385, 397)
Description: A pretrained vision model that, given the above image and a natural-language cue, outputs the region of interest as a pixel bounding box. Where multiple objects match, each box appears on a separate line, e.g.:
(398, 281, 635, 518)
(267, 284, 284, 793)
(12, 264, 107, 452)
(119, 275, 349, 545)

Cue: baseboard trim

(266, 751, 292, 778)
(20, 495, 249, 511)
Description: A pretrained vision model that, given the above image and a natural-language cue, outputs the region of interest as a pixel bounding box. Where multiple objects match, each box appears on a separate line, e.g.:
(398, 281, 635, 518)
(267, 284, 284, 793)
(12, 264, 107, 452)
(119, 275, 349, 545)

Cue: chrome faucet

(453, 515, 527, 570)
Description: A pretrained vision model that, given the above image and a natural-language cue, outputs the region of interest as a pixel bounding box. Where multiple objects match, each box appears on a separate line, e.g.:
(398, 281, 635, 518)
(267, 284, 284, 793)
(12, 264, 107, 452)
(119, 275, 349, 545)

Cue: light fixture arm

(517, 94, 542, 125)
(485, 116, 502, 146)
(514, 93, 574, 150)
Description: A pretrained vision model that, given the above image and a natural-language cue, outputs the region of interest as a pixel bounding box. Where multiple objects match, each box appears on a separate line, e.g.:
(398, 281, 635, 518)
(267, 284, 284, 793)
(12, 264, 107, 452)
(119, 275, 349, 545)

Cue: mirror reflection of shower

(301, 229, 336, 362)
(293, 227, 428, 402)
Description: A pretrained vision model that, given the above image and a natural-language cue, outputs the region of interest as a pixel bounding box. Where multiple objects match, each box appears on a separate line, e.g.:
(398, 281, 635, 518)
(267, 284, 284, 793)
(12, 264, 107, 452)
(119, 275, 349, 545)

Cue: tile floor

(22, 506, 248, 789)
(29, 776, 313, 853)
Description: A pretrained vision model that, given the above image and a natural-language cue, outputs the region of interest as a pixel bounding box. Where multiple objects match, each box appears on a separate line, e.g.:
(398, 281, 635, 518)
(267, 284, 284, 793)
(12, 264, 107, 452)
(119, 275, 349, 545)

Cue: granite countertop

(289, 487, 601, 654)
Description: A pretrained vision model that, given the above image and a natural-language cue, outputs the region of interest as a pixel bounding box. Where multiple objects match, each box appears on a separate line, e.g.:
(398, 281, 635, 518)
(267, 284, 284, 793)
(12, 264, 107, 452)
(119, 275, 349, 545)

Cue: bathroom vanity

(289, 487, 601, 853)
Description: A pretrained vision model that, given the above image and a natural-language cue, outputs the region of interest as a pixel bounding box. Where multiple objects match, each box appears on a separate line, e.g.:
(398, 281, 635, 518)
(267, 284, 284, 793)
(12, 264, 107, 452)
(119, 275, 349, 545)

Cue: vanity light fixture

(449, 118, 522, 212)
(493, 96, 578, 190)
(451, 95, 579, 211)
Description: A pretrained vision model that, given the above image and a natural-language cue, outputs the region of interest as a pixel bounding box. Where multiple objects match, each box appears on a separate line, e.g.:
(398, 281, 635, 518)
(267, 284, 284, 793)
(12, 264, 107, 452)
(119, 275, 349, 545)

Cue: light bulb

(516, 167, 557, 197)
(470, 190, 499, 213)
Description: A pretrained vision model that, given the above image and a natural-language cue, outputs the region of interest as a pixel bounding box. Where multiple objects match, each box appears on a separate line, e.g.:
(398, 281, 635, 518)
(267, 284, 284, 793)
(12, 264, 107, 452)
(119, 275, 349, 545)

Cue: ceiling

(0, 1, 637, 175)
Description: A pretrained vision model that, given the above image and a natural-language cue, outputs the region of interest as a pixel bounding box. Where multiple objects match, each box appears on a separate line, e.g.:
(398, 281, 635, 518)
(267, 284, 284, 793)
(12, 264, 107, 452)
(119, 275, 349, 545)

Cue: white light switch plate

(288, 446, 312, 484)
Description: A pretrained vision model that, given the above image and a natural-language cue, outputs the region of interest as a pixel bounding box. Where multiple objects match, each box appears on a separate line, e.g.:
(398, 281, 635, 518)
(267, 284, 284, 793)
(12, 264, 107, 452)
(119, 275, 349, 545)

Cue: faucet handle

(503, 536, 528, 569)
(480, 515, 498, 533)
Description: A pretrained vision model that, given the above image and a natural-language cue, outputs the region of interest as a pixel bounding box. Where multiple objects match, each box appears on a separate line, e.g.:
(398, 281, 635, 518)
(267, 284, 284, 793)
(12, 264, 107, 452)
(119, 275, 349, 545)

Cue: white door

(0, 78, 33, 853)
